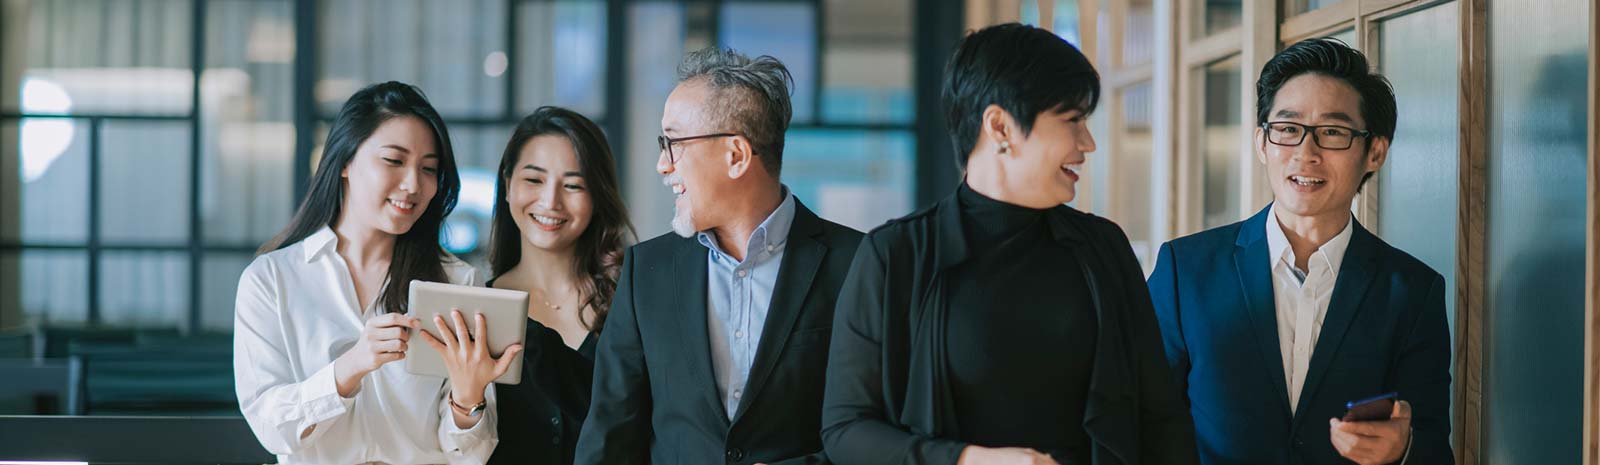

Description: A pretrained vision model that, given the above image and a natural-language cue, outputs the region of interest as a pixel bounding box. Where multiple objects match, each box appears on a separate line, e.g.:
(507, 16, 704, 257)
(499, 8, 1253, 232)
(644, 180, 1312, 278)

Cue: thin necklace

(534, 288, 571, 312)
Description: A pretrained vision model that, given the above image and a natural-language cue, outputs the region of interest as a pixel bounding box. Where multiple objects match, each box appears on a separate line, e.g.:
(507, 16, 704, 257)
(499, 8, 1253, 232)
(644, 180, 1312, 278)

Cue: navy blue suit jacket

(1148, 206, 1452, 465)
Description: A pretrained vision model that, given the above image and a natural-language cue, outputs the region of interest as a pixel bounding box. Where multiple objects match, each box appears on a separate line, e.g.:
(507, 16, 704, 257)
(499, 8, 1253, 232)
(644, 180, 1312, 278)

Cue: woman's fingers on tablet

(369, 326, 403, 341)
(418, 327, 447, 353)
(493, 344, 523, 376)
(375, 339, 405, 353)
(473, 312, 488, 353)
(450, 308, 471, 346)
(376, 350, 404, 364)
(433, 315, 456, 349)
(371, 312, 413, 329)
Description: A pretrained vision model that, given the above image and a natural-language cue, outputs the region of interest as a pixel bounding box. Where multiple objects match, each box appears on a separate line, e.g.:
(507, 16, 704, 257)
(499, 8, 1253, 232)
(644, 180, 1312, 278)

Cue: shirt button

(767, 244, 777, 252)
(735, 330, 745, 339)
(737, 270, 747, 278)
(733, 389, 743, 399)
(551, 416, 561, 426)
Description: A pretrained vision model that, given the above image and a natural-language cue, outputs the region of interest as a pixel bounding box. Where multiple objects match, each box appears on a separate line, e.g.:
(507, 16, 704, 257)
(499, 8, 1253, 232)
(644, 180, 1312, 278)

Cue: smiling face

(1256, 73, 1388, 222)
(657, 80, 738, 238)
(1003, 106, 1097, 207)
(973, 104, 1097, 209)
(339, 115, 440, 236)
(505, 134, 594, 252)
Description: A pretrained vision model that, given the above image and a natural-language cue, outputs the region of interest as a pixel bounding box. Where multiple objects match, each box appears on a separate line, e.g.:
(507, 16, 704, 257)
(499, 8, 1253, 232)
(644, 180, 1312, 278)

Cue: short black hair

(942, 23, 1100, 169)
(1256, 38, 1397, 186)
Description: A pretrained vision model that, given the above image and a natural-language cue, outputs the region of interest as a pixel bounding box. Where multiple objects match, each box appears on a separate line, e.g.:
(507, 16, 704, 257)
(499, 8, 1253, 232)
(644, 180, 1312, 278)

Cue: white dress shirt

(1265, 204, 1353, 415)
(233, 226, 497, 465)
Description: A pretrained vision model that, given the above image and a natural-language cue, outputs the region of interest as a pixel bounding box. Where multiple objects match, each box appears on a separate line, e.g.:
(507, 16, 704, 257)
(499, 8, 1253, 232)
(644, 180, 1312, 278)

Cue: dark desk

(0, 415, 275, 464)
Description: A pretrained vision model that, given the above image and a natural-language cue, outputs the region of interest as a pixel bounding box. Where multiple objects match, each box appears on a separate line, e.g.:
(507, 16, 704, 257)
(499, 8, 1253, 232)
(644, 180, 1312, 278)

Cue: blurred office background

(0, 0, 1594, 464)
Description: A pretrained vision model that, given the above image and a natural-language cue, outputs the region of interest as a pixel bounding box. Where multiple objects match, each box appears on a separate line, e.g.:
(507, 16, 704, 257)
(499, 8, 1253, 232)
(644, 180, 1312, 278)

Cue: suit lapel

(673, 238, 728, 422)
(1292, 221, 1379, 426)
(730, 204, 825, 424)
(1235, 207, 1294, 419)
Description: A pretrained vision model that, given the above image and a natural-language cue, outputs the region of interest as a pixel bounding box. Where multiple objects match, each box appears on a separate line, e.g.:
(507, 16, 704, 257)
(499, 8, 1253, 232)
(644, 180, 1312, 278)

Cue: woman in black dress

(820, 24, 1196, 465)
(484, 106, 634, 465)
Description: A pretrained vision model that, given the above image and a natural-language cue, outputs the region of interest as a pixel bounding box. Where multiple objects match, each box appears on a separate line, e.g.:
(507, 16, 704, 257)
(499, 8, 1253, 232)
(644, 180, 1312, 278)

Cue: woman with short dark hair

(820, 24, 1197, 465)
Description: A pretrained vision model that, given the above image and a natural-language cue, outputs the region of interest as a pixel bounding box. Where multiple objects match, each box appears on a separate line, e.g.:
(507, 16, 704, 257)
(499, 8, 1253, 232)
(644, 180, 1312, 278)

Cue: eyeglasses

(657, 133, 738, 165)
(1260, 121, 1373, 150)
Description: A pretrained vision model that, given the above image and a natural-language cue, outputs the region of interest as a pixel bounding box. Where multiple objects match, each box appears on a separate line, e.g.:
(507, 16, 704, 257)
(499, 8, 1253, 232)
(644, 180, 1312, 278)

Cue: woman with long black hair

(234, 81, 520, 465)
(482, 106, 634, 465)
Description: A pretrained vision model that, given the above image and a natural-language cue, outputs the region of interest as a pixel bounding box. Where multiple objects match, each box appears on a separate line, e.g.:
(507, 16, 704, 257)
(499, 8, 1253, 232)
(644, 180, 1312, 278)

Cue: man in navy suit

(1148, 38, 1451, 465)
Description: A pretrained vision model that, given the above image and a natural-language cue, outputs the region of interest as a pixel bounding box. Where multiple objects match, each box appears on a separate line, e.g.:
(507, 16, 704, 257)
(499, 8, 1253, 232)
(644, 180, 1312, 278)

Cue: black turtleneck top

(944, 183, 1098, 464)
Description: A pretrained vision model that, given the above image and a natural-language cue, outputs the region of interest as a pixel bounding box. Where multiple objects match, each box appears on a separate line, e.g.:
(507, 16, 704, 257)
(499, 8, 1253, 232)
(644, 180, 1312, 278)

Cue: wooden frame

(1182, 29, 1244, 67)
(1584, 0, 1599, 461)
(1172, 0, 1202, 234)
(1281, 0, 1454, 42)
(1173, 0, 1256, 237)
(1454, 0, 1487, 462)
(1239, 0, 1277, 221)
(965, 0, 1023, 33)
(1076, 0, 1103, 213)
(1150, 0, 1176, 250)
(1280, 0, 1359, 43)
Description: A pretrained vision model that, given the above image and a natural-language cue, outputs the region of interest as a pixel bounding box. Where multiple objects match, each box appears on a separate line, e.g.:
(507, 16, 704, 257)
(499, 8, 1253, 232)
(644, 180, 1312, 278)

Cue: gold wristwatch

(449, 392, 486, 417)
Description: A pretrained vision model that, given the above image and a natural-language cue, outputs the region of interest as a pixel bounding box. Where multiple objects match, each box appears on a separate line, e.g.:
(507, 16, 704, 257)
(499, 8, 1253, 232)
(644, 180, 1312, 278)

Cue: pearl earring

(998, 140, 1011, 155)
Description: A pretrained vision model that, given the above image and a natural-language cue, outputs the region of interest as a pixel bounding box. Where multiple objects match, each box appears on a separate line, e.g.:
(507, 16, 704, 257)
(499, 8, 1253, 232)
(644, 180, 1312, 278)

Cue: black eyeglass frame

(658, 132, 739, 164)
(1259, 121, 1374, 150)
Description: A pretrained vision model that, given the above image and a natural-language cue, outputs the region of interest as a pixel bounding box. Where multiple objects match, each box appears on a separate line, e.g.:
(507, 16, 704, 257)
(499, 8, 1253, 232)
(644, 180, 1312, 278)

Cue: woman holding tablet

(234, 81, 520, 465)
(483, 106, 634, 465)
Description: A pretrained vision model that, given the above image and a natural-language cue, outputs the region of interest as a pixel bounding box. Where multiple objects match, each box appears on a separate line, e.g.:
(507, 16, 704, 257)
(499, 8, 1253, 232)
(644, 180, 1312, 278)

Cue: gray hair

(676, 47, 794, 177)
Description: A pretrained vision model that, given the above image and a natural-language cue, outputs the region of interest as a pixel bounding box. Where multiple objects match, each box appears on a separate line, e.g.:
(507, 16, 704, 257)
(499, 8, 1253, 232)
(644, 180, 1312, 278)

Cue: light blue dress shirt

(697, 190, 796, 420)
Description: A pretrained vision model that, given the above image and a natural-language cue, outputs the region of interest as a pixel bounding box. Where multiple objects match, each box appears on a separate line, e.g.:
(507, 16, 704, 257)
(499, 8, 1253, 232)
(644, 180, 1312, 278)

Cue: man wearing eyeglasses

(1148, 38, 1452, 465)
(575, 46, 862, 465)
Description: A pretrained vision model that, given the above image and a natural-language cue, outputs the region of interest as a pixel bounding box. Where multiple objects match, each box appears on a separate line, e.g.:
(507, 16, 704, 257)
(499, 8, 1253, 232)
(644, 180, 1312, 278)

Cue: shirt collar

(697, 186, 797, 261)
(1266, 202, 1355, 274)
(302, 226, 339, 263)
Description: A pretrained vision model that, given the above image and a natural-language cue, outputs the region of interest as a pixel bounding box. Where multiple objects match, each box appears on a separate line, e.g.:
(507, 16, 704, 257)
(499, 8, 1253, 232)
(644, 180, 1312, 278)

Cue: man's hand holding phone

(1330, 393, 1412, 465)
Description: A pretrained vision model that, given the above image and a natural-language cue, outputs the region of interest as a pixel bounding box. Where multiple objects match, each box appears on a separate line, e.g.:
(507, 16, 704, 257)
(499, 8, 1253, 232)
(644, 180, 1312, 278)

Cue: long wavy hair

(489, 106, 634, 332)
(259, 81, 460, 315)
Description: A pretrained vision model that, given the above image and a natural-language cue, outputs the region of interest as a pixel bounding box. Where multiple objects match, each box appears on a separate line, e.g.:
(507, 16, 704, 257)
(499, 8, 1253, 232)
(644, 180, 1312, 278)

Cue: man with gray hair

(576, 47, 863, 465)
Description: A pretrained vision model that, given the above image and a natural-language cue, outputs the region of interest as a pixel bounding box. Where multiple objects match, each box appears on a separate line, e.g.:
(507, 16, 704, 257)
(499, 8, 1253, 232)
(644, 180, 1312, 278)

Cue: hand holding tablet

(406, 280, 530, 385)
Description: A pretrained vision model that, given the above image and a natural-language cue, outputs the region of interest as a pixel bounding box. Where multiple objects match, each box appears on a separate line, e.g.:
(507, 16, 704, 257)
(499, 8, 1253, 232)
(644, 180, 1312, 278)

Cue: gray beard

(670, 206, 695, 238)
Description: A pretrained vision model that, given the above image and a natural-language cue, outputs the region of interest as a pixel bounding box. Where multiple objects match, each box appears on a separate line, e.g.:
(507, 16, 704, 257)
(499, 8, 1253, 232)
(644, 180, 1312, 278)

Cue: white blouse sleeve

(232, 258, 356, 455)
(437, 382, 499, 464)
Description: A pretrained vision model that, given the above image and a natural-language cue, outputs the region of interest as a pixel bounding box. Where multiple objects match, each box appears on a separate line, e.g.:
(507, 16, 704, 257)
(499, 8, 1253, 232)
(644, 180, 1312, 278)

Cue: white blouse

(233, 226, 497, 465)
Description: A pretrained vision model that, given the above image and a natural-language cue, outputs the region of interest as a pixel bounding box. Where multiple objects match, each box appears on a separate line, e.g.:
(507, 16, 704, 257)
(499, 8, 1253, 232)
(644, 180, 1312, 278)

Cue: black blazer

(575, 200, 863, 465)
(820, 192, 1198, 465)
(1148, 206, 1452, 464)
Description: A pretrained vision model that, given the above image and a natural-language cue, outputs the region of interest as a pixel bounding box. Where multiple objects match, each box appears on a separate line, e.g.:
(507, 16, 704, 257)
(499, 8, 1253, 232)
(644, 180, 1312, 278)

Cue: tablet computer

(405, 280, 528, 385)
